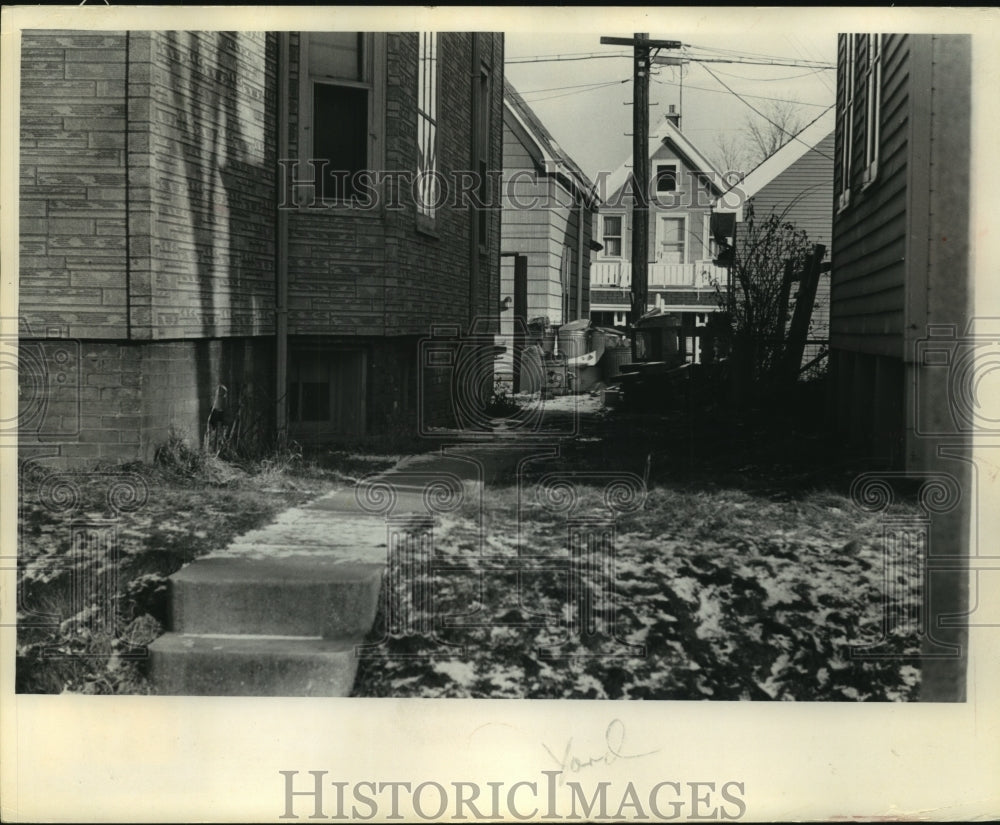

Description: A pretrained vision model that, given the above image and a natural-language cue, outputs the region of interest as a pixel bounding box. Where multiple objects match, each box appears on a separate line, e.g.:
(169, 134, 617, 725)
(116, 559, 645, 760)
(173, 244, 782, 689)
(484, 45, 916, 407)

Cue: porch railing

(591, 260, 728, 290)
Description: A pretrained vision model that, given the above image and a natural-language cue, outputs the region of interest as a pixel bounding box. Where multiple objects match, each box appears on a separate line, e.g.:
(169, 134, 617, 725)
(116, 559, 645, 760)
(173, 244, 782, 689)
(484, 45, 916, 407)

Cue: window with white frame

(602, 215, 623, 257)
(862, 33, 881, 186)
(657, 216, 685, 264)
(416, 32, 439, 219)
(299, 32, 384, 203)
(837, 34, 856, 210)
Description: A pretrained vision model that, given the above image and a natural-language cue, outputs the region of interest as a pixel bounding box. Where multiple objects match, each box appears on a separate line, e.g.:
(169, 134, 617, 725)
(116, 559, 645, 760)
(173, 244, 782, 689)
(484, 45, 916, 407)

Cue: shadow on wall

(163, 31, 276, 450)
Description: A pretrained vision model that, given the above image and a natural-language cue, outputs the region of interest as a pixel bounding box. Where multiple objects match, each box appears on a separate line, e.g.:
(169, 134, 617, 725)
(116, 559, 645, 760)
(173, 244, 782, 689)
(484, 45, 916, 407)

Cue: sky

(504, 28, 839, 183)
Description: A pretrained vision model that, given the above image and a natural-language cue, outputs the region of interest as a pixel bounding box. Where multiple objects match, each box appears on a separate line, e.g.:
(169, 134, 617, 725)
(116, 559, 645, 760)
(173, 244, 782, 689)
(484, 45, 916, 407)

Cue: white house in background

(590, 106, 728, 361)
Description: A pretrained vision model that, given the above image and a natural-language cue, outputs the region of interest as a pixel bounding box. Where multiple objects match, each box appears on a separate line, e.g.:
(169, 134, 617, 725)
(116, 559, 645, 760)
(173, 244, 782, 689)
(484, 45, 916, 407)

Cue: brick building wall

(283, 31, 503, 437)
(137, 31, 277, 339)
(19, 29, 503, 464)
(20, 31, 130, 339)
(284, 32, 503, 336)
(20, 31, 277, 466)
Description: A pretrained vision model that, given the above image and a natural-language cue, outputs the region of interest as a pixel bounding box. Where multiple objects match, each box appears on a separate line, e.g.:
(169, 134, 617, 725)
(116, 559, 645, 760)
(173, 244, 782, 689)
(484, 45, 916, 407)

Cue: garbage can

(601, 343, 633, 382)
(557, 318, 591, 360)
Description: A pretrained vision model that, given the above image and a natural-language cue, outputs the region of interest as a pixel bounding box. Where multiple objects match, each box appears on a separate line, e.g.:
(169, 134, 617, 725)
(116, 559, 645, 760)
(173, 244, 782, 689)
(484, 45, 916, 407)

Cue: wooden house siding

(830, 33, 911, 357)
(752, 131, 834, 344)
(829, 32, 971, 468)
(749, 131, 834, 249)
(500, 91, 594, 327)
(591, 119, 722, 329)
(646, 142, 714, 263)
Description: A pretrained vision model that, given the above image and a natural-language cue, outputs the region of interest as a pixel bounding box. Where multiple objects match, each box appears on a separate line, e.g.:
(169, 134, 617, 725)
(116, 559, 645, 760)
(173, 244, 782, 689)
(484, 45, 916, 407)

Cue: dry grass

(16, 439, 399, 694)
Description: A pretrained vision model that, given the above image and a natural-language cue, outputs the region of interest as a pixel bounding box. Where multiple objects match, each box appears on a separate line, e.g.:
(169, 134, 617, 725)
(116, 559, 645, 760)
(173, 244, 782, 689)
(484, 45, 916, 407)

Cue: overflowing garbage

(505, 310, 728, 413)
(515, 316, 631, 398)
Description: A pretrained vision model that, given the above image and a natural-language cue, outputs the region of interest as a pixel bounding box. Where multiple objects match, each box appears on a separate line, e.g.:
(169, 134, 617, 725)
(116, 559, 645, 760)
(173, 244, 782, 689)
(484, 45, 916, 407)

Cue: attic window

(656, 164, 678, 193)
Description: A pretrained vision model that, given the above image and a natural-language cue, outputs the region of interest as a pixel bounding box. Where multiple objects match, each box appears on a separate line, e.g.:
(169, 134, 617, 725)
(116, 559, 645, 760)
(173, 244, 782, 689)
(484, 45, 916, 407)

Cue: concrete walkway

(147, 443, 540, 696)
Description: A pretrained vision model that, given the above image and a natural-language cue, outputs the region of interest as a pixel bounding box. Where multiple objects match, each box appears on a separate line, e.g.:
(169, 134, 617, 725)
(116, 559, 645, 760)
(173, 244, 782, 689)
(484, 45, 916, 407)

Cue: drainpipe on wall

(275, 32, 290, 446)
(576, 198, 585, 321)
(469, 34, 482, 330)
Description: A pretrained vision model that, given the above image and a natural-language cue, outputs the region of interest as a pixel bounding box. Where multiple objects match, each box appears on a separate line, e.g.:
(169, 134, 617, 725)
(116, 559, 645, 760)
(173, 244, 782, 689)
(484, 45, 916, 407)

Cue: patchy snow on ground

(353, 484, 924, 701)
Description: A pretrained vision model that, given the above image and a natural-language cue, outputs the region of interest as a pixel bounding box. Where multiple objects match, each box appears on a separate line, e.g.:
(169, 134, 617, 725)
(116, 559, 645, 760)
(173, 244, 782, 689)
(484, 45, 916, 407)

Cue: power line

(506, 49, 629, 60)
(682, 42, 834, 64)
(508, 50, 833, 70)
(785, 33, 836, 97)
(507, 52, 631, 64)
(697, 62, 835, 161)
(517, 78, 628, 95)
(519, 78, 629, 100)
(707, 65, 829, 82)
(686, 57, 834, 69)
(651, 74, 830, 108)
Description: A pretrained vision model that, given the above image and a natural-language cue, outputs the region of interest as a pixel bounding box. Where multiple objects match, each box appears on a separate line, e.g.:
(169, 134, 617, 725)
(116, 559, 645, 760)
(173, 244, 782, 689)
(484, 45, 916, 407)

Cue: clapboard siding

(500, 91, 595, 326)
(749, 131, 834, 249)
(829, 32, 971, 478)
(831, 33, 912, 354)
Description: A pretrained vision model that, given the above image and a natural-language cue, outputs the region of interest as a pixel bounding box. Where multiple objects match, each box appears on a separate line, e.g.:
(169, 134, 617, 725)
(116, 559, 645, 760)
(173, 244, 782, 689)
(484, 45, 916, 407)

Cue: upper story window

(836, 33, 856, 210)
(862, 33, 882, 186)
(298, 32, 385, 204)
(656, 163, 678, 193)
(602, 215, 623, 257)
(416, 32, 439, 220)
(657, 215, 685, 264)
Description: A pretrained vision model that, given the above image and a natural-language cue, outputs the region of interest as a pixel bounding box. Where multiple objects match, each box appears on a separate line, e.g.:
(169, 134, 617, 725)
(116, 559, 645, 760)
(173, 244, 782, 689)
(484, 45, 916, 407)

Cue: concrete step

(148, 633, 360, 696)
(168, 556, 384, 638)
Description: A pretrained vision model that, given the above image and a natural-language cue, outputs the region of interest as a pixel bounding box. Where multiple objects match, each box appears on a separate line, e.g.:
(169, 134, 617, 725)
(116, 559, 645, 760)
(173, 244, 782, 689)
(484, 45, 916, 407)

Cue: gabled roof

(600, 116, 726, 204)
(503, 79, 597, 206)
(734, 108, 835, 199)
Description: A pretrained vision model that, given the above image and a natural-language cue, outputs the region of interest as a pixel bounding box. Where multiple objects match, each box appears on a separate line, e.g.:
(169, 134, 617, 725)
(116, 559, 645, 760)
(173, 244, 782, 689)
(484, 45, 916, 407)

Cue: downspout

(469, 34, 481, 329)
(275, 32, 289, 446)
(124, 32, 132, 339)
(576, 196, 585, 321)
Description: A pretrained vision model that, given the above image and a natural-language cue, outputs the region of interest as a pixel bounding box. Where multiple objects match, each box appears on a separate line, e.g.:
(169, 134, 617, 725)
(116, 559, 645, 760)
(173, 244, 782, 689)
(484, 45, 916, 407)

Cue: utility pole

(600, 34, 682, 359)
